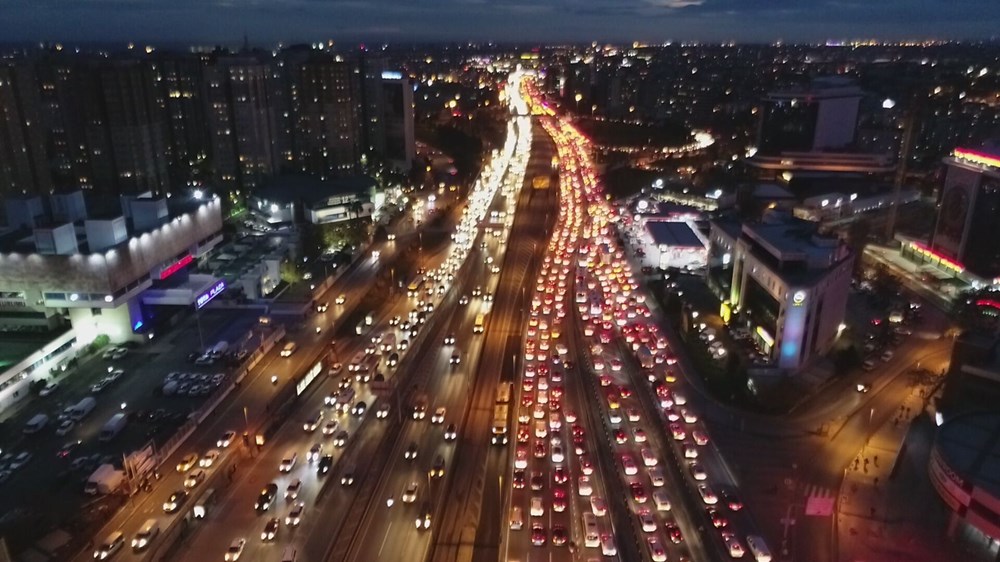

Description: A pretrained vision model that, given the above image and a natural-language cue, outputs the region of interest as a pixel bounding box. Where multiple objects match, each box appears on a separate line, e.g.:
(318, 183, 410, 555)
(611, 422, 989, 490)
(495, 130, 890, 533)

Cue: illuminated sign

(792, 290, 807, 306)
(196, 280, 226, 309)
(160, 254, 193, 280)
(908, 242, 964, 274)
(381, 71, 403, 80)
(976, 299, 1000, 311)
(755, 326, 774, 347)
(296, 361, 323, 396)
(954, 148, 1000, 170)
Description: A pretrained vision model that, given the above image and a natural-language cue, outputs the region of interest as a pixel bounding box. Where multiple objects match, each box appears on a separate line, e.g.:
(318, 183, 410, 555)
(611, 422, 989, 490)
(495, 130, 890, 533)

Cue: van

(281, 342, 298, 357)
(23, 413, 49, 434)
(193, 488, 216, 519)
(280, 547, 297, 562)
(583, 513, 599, 547)
(131, 518, 160, 551)
(746, 535, 772, 562)
(94, 530, 125, 559)
(509, 506, 524, 530)
(530, 496, 543, 517)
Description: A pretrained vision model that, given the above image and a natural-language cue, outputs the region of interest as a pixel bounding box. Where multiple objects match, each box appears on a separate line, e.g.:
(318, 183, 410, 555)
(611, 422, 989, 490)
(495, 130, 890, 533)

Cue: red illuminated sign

(160, 254, 193, 280)
(976, 299, 1000, 311)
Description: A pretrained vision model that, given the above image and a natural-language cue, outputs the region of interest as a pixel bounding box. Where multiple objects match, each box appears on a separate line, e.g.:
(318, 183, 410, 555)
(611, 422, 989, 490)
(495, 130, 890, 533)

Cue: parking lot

(0, 307, 264, 546)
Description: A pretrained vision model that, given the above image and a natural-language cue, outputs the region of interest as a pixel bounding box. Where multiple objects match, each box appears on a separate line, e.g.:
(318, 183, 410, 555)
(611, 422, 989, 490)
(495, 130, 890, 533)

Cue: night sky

(3, 0, 999, 45)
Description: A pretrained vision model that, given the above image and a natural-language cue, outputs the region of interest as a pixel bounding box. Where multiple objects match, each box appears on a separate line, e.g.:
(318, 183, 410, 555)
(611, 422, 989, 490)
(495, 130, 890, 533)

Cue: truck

(98, 413, 127, 442)
(637, 346, 655, 370)
(23, 413, 49, 434)
(84, 463, 125, 495)
(70, 397, 97, 421)
(491, 404, 509, 445)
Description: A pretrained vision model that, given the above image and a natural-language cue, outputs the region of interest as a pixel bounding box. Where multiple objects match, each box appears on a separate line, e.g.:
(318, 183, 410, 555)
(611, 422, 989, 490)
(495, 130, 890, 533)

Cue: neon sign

(792, 290, 806, 306)
(954, 148, 1000, 170)
(196, 280, 226, 309)
(160, 254, 193, 280)
(908, 241, 964, 274)
(976, 299, 1000, 311)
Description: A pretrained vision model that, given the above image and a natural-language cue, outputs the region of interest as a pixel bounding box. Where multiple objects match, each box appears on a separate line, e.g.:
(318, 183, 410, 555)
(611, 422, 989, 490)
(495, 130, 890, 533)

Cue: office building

(0, 63, 52, 197)
(380, 72, 415, 171)
(708, 212, 853, 372)
(924, 146, 1000, 281)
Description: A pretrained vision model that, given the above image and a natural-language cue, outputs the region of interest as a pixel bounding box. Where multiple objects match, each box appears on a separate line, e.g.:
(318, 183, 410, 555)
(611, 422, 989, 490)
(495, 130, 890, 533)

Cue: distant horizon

(3, 0, 999, 47)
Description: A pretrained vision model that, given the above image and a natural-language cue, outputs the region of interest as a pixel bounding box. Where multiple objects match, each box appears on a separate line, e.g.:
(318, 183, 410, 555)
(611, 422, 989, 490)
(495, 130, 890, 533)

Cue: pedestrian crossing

(803, 484, 835, 516)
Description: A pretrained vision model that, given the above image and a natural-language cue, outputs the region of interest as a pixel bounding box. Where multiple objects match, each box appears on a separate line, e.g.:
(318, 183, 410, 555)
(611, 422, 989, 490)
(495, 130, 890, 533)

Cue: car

(579, 454, 594, 475)
(590, 496, 607, 516)
(666, 522, 684, 543)
(285, 502, 304, 526)
(450, 352, 461, 365)
(531, 523, 546, 546)
(55, 419, 74, 436)
(308, 443, 323, 463)
(183, 469, 205, 488)
(39, 381, 59, 396)
(340, 464, 356, 486)
(630, 481, 647, 503)
(279, 452, 297, 473)
(404, 442, 418, 460)
(722, 532, 746, 558)
(601, 533, 617, 556)
(880, 350, 894, 362)
(318, 454, 334, 475)
(689, 462, 708, 481)
(707, 507, 728, 528)
(621, 454, 638, 475)
(282, 479, 303, 500)
(430, 455, 446, 478)
(431, 407, 446, 424)
(692, 430, 709, 446)
(551, 525, 568, 546)
(444, 334, 455, 346)
(255, 484, 278, 512)
(698, 484, 718, 505)
(323, 419, 340, 436)
(684, 444, 699, 459)
(56, 441, 81, 459)
(647, 535, 667, 562)
(351, 401, 367, 416)
(553, 465, 568, 485)
(669, 423, 686, 441)
(857, 382, 871, 393)
(162, 490, 188, 513)
(376, 402, 390, 419)
(224, 538, 246, 561)
(633, 427, 648, 443)
(721, 489, 744, 511)
(316, 302, 328, 312)
(649, 466, 666, 487)
(530, 472, 545, 491)
(444, 423, 457, 441)
(199, 450, 220, 468)
(335, 294, 346, 305)
(512, 469, 526, 489)
(627, 408, 641, 422)
(578, 475, 593, 496)
(176, 453, 198, 473)
(416, 502, 432, 530)
(681, 408, 698, 424)
(638, 509, 657, 532)
(402, 481, 419, 503)
(553, 487, 568, 512)
(614, 428, 627, 444)
(260, 517, 279, 541)
(459, 295, 469, 305)
(652, 489, 672, 512)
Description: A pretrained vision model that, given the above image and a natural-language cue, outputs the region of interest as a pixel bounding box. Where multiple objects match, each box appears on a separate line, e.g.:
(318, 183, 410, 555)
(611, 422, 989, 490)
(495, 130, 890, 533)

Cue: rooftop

(254, 174, 377, 206)
(644, 220, 704, 249)
(936, 412, 1000, 501)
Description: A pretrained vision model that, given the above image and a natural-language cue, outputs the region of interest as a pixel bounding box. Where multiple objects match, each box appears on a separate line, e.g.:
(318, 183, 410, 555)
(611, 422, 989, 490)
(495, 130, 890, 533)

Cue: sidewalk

(837, 383, 962, 562)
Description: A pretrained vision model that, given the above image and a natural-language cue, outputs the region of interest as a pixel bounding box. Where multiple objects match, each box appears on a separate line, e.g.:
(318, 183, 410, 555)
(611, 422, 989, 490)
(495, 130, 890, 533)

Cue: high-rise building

(757, 77, 862, 153)
(204, 56, 279, 191)
(380, 72, 415, 172)
(154, 54, 211, 187)
(358, 51, 387, 158)
(924, 146, 1000, 280)
(288, 54, 359, 179)
(81, 60, 170, 195)
(0, 62, 51, 197)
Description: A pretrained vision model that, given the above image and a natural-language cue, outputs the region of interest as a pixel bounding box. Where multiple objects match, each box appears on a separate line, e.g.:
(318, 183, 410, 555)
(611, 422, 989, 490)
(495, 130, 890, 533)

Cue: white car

(285, 480, 302, 500)
(431, 407, 446, 424)
(183, 469, 205, 488)
(224, 538, 246, 561)
(402, 481, 419, 503)
(199, 450, 220, 468)
(723, 532, 746, 558)
(689, 462, 708, 481)
(647, 535, 667, 562)
(590, 496, 607, 516)
(578, 475, 593, 497)
(638, 509, 657, 532)
(217, 431, 236, 448)
(279, 453, 297, 473)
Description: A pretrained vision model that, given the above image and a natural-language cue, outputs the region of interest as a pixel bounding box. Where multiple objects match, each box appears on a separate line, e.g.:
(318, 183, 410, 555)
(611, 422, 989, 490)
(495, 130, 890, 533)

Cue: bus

(495, 382, 513, 405)
(473, 313, 486, 334)
(407, 275, 425, 298)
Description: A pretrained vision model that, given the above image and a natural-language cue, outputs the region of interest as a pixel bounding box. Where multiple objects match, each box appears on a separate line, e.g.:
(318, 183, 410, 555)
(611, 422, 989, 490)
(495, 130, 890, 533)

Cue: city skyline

(3, 0, 1000, 45)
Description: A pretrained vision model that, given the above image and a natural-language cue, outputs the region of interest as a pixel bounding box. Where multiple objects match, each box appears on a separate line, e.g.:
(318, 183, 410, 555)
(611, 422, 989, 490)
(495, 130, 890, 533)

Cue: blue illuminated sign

(196, 280, 226, 309)
(381, 71, 403, 80)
